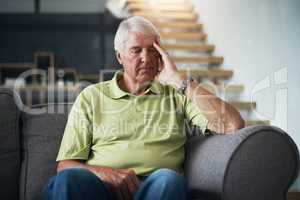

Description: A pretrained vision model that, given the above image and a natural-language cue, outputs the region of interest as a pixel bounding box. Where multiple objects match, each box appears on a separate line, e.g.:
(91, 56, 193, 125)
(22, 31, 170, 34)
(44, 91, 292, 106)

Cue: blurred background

(0, 0, 299, 193)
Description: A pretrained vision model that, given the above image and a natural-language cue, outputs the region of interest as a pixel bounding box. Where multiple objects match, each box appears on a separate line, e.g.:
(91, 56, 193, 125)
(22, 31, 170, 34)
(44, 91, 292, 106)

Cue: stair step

(163, 44, 214, 52)
(201, 84, 244, 94)
(172, 56, 223, 64)
(229, 101, 256, 110)
(178, 69, 233, 79)
(245, 120, 270, 126)
(133, 11, 197, 21)
(141, 16, 197, 22)
(127, 3, 194, 12)
(161, 32, 206, 41)
(126, 0, 189, 4)
(218, 84, 244, 93)
(153, 21, 202, 31)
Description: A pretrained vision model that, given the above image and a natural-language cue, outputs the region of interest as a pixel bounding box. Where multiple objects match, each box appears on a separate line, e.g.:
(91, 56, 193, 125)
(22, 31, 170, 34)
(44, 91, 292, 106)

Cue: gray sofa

(0, 88, 299, 200)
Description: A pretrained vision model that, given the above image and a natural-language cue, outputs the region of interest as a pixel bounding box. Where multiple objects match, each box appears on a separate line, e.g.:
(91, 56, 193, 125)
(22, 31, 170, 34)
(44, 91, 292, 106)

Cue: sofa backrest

(19, 103, 72, 200)
(0, 88, 22, 200)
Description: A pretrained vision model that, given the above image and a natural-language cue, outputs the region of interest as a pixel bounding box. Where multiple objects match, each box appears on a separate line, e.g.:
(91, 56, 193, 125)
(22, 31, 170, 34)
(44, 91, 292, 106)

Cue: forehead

(125, 32, 156, 48)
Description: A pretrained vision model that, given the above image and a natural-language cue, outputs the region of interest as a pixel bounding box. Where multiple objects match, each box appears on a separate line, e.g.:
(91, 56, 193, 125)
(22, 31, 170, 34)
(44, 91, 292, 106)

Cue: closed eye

(130, 47, 141, 54)
(148, 47, 158, 54)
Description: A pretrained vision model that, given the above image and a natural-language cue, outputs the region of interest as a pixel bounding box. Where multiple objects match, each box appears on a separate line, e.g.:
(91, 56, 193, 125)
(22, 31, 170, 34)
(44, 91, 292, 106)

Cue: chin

(137, 74, 154, 83)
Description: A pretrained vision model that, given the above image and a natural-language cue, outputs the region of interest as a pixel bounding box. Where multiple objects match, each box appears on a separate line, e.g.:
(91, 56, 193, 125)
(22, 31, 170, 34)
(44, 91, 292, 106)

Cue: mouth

(137, 66, 152, 72)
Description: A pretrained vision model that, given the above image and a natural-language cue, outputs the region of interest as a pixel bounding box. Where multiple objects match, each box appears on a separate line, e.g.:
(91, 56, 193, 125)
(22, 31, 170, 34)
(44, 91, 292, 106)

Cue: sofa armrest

(184, 125, 299, 200)
(0, 88, 22, 200)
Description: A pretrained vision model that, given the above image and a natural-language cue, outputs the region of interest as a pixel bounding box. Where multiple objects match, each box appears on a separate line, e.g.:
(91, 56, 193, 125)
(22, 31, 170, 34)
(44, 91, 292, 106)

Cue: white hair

(114, 16, 161, 52)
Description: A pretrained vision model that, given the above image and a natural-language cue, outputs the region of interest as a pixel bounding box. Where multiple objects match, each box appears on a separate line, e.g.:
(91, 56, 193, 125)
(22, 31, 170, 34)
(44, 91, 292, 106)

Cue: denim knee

(43, 168, 110, 200)
(55, 168, 98, 185)
(134, 168, 188, 200)
(151, 168, 186, 186)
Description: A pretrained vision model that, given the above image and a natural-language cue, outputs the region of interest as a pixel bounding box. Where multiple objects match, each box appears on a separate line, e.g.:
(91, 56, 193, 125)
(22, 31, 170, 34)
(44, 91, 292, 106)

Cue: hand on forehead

(124, 32, 158, 49)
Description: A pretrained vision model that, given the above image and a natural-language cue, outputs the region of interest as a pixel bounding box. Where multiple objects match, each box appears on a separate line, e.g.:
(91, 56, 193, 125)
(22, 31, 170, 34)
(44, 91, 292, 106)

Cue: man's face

(116, 32, 160, 84)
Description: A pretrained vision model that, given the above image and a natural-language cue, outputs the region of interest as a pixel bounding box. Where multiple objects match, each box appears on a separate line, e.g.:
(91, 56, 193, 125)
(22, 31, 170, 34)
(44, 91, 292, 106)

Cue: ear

(115, 51, 123, 65)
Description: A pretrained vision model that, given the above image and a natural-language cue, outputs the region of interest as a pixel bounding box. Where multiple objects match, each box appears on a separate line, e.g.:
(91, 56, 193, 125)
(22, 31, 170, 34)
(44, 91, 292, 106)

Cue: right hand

(90, 166, 140, 200)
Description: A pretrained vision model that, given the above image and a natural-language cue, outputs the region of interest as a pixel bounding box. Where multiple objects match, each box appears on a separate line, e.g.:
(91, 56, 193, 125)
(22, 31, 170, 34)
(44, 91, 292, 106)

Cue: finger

(154, 36, 164, 53)
(117, 171, 132, 200)
(120, 183, 131, 200)
(158, 57, 164, 72)
(128, 174, 141, 194)
(153, 42, 167, 57)
(124, 176, 137, 194)
(123, 170, 140, 191)
(155, 36, 162, 45)
(129, 171, 140, 188)
(130, 176, 140, 195)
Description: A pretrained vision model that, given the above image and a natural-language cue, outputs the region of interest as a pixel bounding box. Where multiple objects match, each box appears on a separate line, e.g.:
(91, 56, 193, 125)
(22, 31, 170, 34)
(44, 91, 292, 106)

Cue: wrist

(170, 73, 185, 90)
(88, 165, 109, 175)
(178, 76, 195, 95)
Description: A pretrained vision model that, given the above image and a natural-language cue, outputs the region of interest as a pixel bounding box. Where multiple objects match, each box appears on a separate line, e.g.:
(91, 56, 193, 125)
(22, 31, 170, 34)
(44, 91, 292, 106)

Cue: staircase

(126, 0, 269, 127)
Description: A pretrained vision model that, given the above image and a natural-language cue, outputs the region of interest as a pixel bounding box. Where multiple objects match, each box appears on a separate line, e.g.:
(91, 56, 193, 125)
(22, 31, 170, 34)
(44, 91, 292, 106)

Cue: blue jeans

(43, 168, 188, 200)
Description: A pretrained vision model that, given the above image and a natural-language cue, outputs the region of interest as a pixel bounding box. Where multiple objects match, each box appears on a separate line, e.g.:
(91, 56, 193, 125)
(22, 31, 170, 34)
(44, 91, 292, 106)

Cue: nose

(140, 49, 150, 63)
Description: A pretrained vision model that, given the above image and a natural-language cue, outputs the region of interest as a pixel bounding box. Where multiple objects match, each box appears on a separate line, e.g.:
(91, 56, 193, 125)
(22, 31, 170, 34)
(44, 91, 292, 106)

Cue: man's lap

(43, 168, 188, 200)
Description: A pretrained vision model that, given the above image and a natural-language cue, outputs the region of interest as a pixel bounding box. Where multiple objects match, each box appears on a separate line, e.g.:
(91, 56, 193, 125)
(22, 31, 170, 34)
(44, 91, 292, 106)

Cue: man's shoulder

(82, 80, 111, 94)
(77, 80, 113, 100)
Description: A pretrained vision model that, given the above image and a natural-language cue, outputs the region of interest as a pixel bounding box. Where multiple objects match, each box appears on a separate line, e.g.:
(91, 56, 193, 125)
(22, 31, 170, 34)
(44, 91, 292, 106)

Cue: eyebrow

(130, 46, 141, 49)
(128, 44, 156, 51)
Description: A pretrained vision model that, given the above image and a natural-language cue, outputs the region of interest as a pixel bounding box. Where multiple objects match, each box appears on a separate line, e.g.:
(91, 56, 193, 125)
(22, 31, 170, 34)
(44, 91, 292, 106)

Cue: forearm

(170, 75, 244, 134)
(57, 159, 109, 175)
(153, 42, 244, 134)
(186, 81, 245, 133)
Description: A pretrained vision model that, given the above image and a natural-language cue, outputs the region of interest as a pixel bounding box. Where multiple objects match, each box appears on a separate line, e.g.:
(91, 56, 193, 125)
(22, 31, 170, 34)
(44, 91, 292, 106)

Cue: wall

(192, 0, 300, 190)
(0, 0, 34, 13)
(0, 0, 121, 74)
(0, 0, 106, 13)
(192, 0, 300, 144)
(0, 13, 121, 73)
(40, 0, 106, 13)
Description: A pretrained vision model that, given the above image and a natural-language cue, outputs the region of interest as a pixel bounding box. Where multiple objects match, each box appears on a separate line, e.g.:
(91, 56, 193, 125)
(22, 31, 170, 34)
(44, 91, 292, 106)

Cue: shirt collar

(109, 70, 163, 99)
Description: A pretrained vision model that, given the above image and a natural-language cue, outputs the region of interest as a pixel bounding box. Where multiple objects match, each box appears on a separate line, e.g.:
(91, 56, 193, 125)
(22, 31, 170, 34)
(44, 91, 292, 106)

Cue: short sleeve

(56, 90, 93, 161)
(183, 95, 209, 135)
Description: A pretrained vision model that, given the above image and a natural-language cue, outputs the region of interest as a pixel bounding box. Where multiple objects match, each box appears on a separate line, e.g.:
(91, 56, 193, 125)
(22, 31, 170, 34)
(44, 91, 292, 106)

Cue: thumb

(158, 57, 164, 72)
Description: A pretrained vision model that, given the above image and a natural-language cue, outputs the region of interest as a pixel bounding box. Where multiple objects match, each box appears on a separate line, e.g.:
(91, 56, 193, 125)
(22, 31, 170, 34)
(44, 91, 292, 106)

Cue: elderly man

(43, 16, 244, 200)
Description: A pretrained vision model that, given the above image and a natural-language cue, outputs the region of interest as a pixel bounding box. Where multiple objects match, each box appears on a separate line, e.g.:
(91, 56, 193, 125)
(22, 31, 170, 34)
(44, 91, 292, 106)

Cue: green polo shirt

(57, 71, 208, 175)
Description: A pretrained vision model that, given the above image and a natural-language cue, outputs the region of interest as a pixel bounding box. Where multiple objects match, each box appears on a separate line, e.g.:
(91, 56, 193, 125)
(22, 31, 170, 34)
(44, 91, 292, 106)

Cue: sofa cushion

(20, 104, 72, 200)
(0, 88, 21, 200)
